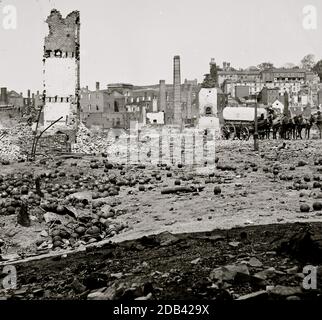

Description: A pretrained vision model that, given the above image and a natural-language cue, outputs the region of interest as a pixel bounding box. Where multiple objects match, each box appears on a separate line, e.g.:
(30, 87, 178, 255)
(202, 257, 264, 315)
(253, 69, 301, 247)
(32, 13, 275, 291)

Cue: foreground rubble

(1, 137, 322, 299)
(1, 222, 322, 300)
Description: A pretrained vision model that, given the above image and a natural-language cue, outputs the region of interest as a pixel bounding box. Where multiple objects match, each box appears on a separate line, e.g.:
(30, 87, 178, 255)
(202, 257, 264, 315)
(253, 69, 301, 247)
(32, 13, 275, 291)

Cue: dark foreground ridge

(2, 222, 322, 300)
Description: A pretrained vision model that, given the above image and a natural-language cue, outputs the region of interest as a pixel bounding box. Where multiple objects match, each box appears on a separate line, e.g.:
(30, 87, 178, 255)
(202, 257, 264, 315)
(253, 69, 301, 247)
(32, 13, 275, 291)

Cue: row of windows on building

(90, 118, 121, 126)
(81, 91, 198, 104)
(46, 97, 70, 103)
(83, 101, 120, 112)
(45, 50, 76, 58)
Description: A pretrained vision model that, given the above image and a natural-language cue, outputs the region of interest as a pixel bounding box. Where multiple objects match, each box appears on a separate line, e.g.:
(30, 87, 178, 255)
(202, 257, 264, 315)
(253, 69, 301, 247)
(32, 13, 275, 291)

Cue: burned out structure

(80, 80, 200, 130)
(14, 9, 81, 156)
(79, 56, 201, 130)
(80, 82, 128, 130)
(43, 9, 80, 135)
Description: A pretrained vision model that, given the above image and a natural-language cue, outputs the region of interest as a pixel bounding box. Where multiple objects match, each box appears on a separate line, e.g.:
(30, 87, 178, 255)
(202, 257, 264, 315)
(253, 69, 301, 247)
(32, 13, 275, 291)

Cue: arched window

(54, 50, 62, 57)
(205, 106, 212, 115)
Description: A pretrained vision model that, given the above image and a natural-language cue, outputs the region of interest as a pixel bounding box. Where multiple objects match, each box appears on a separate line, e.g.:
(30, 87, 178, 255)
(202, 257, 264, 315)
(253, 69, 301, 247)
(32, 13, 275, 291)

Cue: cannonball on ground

(213, 186, 222, 195)
(300, 204, 310, 213)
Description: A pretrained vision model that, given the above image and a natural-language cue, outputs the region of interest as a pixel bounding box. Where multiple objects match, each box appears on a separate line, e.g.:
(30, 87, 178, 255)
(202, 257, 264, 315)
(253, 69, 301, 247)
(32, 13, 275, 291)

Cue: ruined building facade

(80, 82, 128, 130)
(43, 9, 80, 135)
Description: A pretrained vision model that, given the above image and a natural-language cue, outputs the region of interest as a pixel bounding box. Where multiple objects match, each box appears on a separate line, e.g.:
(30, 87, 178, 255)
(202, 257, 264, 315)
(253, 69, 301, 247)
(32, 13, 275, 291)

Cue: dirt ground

(1, 138, 322, 299)
(1, 138, 322, 255)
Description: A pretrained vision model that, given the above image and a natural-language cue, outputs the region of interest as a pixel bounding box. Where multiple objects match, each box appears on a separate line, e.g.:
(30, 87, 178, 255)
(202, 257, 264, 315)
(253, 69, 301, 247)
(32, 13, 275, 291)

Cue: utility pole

(254, 93, 259, 151)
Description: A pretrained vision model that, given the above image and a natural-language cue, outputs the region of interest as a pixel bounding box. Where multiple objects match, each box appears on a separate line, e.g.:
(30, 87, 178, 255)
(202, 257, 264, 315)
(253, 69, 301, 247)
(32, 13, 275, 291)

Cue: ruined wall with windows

(80, 88, 127, 129)
(43, 9, 80, 136)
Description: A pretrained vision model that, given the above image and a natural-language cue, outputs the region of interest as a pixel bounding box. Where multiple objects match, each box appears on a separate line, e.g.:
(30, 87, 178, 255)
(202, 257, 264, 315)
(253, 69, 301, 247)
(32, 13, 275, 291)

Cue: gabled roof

(8, 90, 22, 97)
(272, 99, 284, 105)
(110, 91, 124, 98)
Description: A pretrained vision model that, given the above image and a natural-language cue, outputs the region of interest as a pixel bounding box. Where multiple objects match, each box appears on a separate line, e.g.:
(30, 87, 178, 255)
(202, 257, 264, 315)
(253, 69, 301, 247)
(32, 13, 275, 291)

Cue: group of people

(257, 109, 322, 140)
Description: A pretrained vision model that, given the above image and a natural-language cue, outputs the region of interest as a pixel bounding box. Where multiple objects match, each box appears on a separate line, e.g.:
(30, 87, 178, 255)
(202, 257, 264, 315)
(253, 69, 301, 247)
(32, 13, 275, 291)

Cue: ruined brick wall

(45, 10, 79, 52)
(43, 9, 80, 131)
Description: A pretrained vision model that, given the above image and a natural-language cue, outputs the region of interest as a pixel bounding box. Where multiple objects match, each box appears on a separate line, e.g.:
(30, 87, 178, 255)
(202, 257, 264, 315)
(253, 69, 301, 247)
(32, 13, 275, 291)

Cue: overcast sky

(0, 0, 321, 94)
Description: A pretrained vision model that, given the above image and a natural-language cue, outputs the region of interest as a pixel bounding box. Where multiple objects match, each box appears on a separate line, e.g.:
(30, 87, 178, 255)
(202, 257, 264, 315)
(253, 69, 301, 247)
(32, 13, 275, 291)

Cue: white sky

(0, 0, 321, 94)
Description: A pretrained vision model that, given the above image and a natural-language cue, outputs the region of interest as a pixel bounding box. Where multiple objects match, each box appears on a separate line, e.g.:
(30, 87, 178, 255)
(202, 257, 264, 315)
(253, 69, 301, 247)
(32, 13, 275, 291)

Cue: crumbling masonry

(43, 9, 80, 134)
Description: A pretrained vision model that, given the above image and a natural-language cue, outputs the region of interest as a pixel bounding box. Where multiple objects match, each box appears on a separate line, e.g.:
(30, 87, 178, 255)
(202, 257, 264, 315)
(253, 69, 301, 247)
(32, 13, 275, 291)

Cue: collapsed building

(79, 56, 202, 131)
(42, 9, 80, 138)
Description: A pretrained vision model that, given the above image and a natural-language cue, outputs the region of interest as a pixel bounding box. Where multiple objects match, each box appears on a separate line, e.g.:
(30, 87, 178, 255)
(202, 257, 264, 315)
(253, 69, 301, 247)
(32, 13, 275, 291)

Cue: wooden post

(254, 96, 259, 151)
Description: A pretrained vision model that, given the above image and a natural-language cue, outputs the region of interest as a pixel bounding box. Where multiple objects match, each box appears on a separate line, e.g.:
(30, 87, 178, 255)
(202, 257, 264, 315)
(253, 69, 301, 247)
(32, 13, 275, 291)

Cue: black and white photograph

(0, 0, 322, 316)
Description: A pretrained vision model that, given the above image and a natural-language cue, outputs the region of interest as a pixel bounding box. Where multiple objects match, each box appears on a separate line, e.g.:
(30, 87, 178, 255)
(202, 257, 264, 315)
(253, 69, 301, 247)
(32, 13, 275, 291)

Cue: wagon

(221, 106, 268, 140)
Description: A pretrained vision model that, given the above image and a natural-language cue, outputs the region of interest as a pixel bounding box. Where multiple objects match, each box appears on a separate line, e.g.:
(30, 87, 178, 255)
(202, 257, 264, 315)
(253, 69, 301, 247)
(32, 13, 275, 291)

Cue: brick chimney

(158, 80, 166, 112)
(173, 55, 181, 126)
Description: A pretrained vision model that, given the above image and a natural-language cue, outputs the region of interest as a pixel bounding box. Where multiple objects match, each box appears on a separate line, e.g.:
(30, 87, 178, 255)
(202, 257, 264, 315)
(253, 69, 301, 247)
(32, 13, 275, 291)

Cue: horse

(271, 115, 282, 140)
(304, 115, 315, 139)
(257, 118, 270, 139)
(279, 115, 292, 140)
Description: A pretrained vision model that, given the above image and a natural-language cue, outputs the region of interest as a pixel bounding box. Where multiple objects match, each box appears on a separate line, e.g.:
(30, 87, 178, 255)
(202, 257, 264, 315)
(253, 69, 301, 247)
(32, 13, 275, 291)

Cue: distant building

(0, 87, 20, 125)
(218, 62, 261, 86)
(146, 111, 164, 125)
(218, 62, 319, 104)
(110, 78, 200, 127)
(224, 80, 265, 97)
(235, 86, 250, 99)
(259, 87, 280, 106)
(197, 87, 220, 130)
(80, 82, 127, 129)
(7, 90, 24, 112)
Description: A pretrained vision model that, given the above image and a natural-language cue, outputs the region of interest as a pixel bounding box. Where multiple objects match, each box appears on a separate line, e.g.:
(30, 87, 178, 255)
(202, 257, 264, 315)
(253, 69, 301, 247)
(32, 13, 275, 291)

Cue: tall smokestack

(173, 55, 181, 126)
(158, 80, 166, 112)
(96, 82, 100, 91)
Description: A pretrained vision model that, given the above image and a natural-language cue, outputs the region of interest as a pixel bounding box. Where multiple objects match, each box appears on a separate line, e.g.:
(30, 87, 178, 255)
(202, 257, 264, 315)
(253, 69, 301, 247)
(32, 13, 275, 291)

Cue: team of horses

(257, 111, 321, 140)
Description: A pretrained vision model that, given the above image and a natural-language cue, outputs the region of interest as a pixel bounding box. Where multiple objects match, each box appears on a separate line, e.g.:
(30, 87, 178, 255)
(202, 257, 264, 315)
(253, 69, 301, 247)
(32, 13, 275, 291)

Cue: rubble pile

(2, 222, 322, 300)
(0, 124, 33, 161)
(72, 123, 124, 154)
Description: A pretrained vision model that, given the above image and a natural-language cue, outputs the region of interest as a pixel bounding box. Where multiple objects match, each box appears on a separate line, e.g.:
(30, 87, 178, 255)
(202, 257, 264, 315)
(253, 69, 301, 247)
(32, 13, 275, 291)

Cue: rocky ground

(1, 138, 322, 299)
(1, 222, 322, 300)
